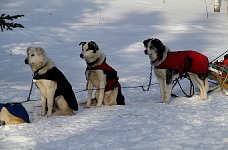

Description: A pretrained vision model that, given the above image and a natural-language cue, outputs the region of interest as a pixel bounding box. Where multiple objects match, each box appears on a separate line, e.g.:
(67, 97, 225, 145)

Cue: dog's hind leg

(52, 96, 74, 116)
(189, 73, 208, 100)
(198, 76, 208, 100)
(189, 73, 202, 99)
(204, 77, 209, 93)
(198, 73, 209, 95)
(103, 90, 115, 105)
(51, 110, 74, 116)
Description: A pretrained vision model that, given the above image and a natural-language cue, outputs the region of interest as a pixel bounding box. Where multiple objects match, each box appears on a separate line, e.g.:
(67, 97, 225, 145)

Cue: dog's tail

(116, 88, 125, 105)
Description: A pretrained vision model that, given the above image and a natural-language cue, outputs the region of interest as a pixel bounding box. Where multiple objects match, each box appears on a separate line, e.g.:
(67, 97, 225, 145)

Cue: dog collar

(151, 53, 163, 64)
(87, 58, 100, 67)
(33, 62, 48, 78)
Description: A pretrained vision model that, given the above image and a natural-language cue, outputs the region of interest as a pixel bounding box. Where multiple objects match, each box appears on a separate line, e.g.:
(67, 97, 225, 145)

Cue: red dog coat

(155, 50, 209, 75)
(86, 59, 125, 105)
(87, 60, 120, 92)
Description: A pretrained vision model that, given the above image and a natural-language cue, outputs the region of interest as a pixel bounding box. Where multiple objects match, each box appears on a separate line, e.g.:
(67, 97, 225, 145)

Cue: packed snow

(1, 0, 228, 149)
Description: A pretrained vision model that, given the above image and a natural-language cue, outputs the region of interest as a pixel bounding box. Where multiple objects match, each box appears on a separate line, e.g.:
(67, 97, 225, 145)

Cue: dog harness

(86, 60, 120, 92)
(155, 50, 209, 75)
(0, 103, 30, 123)
(33, 67, 78, 111)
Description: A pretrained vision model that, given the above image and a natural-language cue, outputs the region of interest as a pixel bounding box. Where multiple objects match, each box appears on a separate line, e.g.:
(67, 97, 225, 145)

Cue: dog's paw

(41, 112, 46, 116)
(84, 104, 91, 109)
(0, 120, 6, 126)
(46, 111, 53, 117)
(46, 114, 53, 118)
(162, 100, 169, 104)
(95, 104, 102, 108)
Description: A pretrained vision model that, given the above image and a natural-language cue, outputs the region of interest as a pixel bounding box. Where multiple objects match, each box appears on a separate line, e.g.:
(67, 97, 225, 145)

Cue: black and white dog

(79, 41, 125, 108)
(143, 38, 209, 103)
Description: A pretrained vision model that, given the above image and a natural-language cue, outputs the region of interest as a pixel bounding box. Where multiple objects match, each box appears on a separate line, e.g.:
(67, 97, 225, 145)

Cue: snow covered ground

(1, 0, 228, 149)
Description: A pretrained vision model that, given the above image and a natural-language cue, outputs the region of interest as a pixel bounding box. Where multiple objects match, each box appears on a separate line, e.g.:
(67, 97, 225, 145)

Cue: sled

(209, 60, 228, 93)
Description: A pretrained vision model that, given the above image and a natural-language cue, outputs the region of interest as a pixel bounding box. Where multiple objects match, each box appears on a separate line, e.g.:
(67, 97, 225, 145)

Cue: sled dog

(25, 47, 78, 116)
(143, 38, 209, 103)
(79, 41, 125, 108)
(0, 103, 30, 125)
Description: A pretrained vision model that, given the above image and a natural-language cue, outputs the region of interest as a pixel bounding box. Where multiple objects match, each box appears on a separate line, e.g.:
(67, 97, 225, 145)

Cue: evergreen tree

(0, 14, 24, 32)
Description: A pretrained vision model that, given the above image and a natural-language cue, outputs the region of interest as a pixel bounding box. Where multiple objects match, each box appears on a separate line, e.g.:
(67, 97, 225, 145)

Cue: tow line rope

(22, 76, 38, 103)
(75, 62, 155, 93)
(171, 73, 194, 98)
(24, 62, 155, 102)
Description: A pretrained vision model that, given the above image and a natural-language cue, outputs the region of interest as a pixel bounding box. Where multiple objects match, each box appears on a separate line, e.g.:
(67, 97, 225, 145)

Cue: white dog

(25, 47, 78, 116)
(143, 38, 209, 103)
(79, 41, 125, 108)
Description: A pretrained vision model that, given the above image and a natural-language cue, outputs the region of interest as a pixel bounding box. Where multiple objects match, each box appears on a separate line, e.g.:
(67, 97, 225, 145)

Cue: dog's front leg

(164, 83, 172, 103)
(164, 69, 177, 103)
(155, 69, 166, 102)
(85, 81, 93, 108)
(41, 95, 47, 116)
(159, 80, 166, 102)
(156, 76, 166, 102)
(96, 74, 106, 107)
(96, 85, 105, 107)
(46, 94, 55, 117)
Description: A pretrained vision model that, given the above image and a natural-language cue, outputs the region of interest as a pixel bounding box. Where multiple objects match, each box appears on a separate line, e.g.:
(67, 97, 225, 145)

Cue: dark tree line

(0, 14, 24, 32)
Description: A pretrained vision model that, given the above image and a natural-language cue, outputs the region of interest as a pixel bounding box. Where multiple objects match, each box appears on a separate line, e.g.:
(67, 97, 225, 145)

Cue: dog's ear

(79, 42, 86, 46)
(88, 41, 99, 53)
(143, 39, 151, 47)
(36, 47, 44, 55)
(143, 38, 154, 48)
(152, 38, 165, 54)
(26, 47, 31, 53)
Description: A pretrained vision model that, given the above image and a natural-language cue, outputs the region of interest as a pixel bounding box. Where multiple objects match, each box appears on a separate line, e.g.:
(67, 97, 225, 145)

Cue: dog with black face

(143, 38, 209, 103)
(79, 41, 125, 108)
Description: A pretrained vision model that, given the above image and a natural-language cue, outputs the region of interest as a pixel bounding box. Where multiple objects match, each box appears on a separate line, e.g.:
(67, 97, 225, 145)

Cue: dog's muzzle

(144, 49, 148, 55)
(24, 58, 28, 64)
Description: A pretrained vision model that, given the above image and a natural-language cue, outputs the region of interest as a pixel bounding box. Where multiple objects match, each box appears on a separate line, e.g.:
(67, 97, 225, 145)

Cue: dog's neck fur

(152, 46, 170, 66)
(33, 59, 55, 75)
(87, 53, 106, 67)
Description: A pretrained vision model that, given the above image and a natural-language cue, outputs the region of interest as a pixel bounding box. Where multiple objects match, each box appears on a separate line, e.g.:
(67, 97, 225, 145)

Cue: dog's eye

(31, 54, 35, 57)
